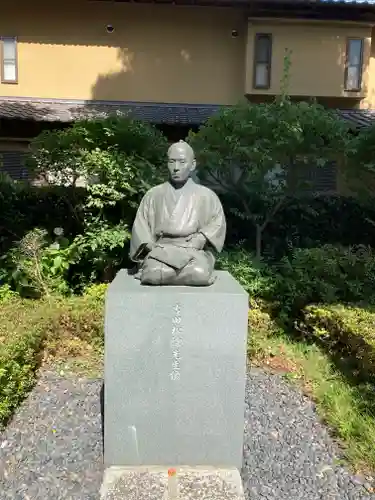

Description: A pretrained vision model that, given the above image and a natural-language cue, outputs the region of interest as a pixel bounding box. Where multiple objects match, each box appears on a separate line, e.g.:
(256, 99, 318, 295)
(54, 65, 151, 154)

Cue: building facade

(1, 0, 375, 188)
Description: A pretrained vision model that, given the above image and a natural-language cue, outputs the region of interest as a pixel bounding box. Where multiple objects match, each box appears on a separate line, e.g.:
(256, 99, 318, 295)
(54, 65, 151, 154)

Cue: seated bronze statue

(129, 140, 226, 286)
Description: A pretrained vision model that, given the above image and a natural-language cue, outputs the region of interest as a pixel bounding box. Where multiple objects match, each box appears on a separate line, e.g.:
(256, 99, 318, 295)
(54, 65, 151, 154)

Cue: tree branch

(260, 196, 286, 232)
(206, 169, 236, 194)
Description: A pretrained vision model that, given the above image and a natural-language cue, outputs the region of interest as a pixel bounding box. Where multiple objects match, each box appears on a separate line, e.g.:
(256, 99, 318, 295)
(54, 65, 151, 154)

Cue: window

(288, 161, 338, 195)
(253, 34, 272, 89)
(0, 151, 28, 181)
(1, 37, 17, 83)
(345, 38, 363, 92)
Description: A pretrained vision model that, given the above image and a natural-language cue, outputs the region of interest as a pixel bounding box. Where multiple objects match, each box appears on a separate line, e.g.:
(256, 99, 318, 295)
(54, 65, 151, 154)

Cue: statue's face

(167, 145, 196, 183)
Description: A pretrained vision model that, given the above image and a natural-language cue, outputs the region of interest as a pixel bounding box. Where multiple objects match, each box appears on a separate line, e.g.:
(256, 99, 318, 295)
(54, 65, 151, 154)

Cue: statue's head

(167, 140, 196, 184)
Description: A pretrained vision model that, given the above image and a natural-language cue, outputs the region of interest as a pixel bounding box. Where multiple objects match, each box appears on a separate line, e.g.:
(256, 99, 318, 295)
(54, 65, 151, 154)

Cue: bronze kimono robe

(129, 179, 226, 285)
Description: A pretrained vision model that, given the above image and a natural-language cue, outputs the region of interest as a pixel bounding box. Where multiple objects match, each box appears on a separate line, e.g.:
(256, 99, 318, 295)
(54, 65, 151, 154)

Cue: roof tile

(0, 97, 374, 129)
(0, 98, 221, 125)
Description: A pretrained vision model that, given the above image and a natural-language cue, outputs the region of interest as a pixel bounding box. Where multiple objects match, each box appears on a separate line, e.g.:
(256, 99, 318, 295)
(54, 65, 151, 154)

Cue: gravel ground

(242, 369, 374, 500)
(0, 368, 374, 500)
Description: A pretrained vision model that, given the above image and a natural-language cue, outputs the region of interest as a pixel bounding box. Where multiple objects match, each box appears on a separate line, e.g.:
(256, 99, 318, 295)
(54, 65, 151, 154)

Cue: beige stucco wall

(245, 18, 372, 99)
(2, 1, 375, 109)
(0, 0, 246, 105)
(361, 28, 375, 108)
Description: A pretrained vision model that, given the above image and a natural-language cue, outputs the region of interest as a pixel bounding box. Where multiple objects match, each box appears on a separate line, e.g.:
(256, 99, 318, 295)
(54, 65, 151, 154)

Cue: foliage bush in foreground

(273, 244, 375, 319)
(247, 296, 375, 469)
(302, 304, 375, 375)
(0, 284, 17, 302)
(0, 294, 103, 428)
(217, 249, 274, 298)
(300, 303, 375, 467)
(1, 228, 73, 298)
(0, 300, 47, 426)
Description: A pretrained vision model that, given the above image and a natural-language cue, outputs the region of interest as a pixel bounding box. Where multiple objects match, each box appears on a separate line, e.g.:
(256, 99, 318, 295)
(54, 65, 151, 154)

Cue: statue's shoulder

(143, 182, 168, 199)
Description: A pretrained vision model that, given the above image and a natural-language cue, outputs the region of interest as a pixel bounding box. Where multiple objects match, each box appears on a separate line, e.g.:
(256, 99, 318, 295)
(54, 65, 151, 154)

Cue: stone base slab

(100, 466, 245, 500)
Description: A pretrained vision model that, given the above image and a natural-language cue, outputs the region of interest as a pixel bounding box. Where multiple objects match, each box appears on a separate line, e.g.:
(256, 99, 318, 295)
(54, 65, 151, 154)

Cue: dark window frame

(1, 36, 18, 84)
(344, 37, 364, 92)
(253, 33, 272, 90)
(0, 150, 28, 181)
(287, 159, 338, 196)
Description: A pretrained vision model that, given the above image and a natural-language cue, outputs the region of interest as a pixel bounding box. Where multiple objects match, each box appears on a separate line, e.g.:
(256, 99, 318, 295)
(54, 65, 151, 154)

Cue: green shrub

(217, 249, 274, 298)
(0, 294, 104, 427)
(264, 195, 375, 260)
(83, 283, 108, 300)
(1, 228, 73, 298)
(27, 114, 168, 187)
(302, 304, 375, 374)
(0, 285, 18, 302)
(42, 296, 104, 356)
(0, 300, 48, 426)
(27, 115, 168, 218)
(347, 121, 375, 199)
(273, 244, 375, 318)
(0, 182, 87, 256)
(222, 194, 375, 259)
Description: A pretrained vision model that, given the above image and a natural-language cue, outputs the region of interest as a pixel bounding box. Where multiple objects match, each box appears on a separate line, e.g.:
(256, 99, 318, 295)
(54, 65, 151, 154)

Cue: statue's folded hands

(185, 232, 207, 250)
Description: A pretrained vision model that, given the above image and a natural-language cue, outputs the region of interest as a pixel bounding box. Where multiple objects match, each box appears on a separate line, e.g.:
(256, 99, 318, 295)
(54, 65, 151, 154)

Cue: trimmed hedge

(302, 304, 375, 374)
(0, 300, 47, 426)
(0, 294, 103, 428)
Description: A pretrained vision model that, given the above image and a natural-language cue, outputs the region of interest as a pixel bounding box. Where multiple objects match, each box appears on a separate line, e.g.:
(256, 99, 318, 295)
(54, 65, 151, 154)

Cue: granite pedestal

(102, 269, 248, 498)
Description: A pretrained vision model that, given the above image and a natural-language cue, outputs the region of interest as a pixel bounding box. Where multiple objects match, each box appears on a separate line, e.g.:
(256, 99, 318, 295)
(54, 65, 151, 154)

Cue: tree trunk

(256, 225, 262, 259)
(102, 263, 114, 283)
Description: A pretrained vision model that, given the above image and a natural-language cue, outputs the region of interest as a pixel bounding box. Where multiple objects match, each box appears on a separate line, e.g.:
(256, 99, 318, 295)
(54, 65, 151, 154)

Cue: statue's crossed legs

(140, 248, 215, 286)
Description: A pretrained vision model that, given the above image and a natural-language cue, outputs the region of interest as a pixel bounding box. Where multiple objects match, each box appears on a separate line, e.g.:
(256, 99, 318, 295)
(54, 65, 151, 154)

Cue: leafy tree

(23, 114, 169, 287)
(28, 113, 167, 200)
(189, 99, 350, 258)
